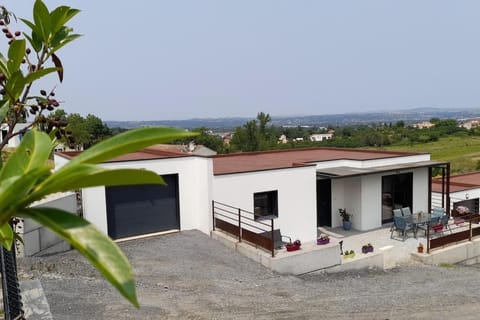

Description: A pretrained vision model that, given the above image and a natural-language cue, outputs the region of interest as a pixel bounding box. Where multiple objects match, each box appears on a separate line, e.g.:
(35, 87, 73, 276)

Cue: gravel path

(18, 230, 480, 319)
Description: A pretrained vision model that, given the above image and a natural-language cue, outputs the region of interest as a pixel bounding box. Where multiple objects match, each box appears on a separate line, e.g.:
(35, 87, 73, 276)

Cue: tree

(66, 112, 88, 148)
(0, 1, 195, 308)
(84, 113, 111, 148)
(230, 112, 276, 152)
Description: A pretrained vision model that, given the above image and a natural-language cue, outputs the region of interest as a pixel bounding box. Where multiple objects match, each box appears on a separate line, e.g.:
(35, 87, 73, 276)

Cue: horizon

(104, 106, 480, 123)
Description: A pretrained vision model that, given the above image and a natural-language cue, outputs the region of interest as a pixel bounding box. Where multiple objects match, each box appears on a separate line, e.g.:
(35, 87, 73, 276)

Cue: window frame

(253, 190, 278, 220)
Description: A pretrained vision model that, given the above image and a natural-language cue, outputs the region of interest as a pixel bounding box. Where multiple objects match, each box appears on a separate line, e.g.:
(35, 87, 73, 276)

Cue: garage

(105, 174, 180, 239)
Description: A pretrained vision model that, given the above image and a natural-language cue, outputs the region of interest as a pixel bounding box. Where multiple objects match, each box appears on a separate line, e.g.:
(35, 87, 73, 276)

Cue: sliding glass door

(381, 173, 413, 223)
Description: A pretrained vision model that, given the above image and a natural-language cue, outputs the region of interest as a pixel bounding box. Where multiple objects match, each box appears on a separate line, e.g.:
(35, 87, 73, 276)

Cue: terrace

(212, 200, 480, 274)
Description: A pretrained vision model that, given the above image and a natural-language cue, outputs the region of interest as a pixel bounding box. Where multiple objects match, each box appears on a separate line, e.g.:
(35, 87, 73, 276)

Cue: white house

(310, 133, 333, 142)
(55, 145, 449, 247)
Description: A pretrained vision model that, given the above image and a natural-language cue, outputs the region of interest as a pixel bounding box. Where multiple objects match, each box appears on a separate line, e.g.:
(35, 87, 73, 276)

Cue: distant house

(459, 119, 480, 130)
(278, 134, 288, 144)
(310, 133, 333, 142)
(55, 146, 449, 245)
(412, 121, 435, 129)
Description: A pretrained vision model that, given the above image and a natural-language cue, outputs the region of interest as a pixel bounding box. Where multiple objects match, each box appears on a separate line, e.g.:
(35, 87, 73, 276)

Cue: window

(254, 190, 278, 220)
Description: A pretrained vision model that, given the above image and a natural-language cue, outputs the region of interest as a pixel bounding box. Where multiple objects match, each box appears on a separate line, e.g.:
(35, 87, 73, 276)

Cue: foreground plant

(0, 1, 195, 307)
(0, 127, 193, 307)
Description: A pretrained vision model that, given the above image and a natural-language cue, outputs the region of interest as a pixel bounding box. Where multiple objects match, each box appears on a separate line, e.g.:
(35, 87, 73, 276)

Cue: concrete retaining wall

(212, 230, 342, 275)
(19, 192, 78, 257)
(412, 238, 480, 265)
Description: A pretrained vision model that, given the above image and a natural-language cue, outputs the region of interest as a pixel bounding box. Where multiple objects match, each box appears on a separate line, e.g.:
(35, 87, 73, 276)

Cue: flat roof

(433, 171, 480, 193)
(213, 147, 426, 175)
(56, 144, 193, 162)
(317, 161, 446, 178)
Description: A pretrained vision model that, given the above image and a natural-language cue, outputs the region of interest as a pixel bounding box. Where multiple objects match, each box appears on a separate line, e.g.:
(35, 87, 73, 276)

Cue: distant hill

(106, 107, 480, 130)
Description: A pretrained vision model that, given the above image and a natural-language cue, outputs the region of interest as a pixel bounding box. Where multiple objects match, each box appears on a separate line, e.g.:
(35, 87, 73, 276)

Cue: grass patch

(379, 136, 480, 175)
(438, 262, 456, 269)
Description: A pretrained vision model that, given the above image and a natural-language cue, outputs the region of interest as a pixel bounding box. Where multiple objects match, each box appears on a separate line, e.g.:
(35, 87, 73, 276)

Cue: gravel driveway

(18, 230, 480, 319)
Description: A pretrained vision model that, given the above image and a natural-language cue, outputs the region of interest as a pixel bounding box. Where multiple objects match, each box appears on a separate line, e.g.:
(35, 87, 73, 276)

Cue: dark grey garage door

(105, 174, 180, 239)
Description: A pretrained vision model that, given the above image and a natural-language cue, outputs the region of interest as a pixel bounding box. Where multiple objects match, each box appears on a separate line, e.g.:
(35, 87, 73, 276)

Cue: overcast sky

(7, 1, 480, 121)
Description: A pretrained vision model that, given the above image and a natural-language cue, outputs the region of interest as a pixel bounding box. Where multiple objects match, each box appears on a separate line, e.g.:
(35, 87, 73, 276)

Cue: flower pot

(317, 238, 330, 245)
(417, 246, 424, 253)
(342, 221, 352, 231)
(285, 243, 301, 252)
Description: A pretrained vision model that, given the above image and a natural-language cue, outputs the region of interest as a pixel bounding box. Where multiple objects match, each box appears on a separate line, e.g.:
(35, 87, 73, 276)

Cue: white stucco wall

(331, 167, 430, 231)
(433, 188, 480, 212)
(53, 154, 71, 170)
(314, 154, 430, 170)
(412, 167, 429, 213)
(213, 166, 318, 243)
(80, 156, 213, 237)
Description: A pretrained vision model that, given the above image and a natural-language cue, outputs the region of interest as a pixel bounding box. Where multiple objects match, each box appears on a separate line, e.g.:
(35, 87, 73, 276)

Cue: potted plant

(339, 208, 353, 230)
(317, 235, 330, 245)
(343, 249, 355, 259)
(417, 242, 424, 253)
(286, 239, 301, 252)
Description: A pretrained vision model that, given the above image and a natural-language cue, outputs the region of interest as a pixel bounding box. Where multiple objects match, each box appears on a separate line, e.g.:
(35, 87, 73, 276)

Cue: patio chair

(401, 207, 413, 217)
(393, 209, 403, 217)
(431, 207, 445, 217)
(261, 229, 292, 249)
(439, 214, 452, 234)
(417, 215, 441, 237)
(391, 216, 415, 241)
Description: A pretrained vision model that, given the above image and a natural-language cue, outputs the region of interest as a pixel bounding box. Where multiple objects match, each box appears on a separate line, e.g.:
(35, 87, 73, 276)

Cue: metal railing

(427, 214, 480, 253)
(0, 243, 24, 320)
(212, 201, 276, 257)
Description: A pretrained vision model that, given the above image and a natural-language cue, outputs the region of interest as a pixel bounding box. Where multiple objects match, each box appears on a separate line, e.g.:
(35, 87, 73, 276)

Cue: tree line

(181, 113, 475, 153)
(47, 110, 475, 154)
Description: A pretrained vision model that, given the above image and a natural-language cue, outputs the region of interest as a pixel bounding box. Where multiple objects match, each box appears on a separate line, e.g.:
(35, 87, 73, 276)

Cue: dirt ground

(18, 230, 480, 319)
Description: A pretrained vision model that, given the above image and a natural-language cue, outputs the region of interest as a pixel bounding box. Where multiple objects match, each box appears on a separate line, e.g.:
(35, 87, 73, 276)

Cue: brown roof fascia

(214, 163, 316, 176)
(212, 146, 424, 160)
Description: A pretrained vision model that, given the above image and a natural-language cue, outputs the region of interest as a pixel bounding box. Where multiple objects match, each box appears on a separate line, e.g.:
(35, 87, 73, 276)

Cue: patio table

(406, 212, 430, 237)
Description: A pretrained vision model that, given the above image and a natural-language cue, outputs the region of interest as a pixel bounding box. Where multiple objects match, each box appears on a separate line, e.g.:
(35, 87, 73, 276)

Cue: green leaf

(20, 207, 139, 307)
(51, 34, 81, 54)
(20, 18, 40, 35)
(4, 71, 26, 101)
(0, 167, 51, 224)
(7, 39, 26, 74)
(22, 31, 43, 53)
(33, 0, 51, 43)
(50, 26, 69, 48)
(0, 223, 13, 250)
(0, 100, 10, 124)
(32, 165, 165, 202)
(0, 53, 10, 77)
(24, 67, 58, 84)
(68, 127, 196, 165)
(50, 6, 80, 34)
(0, 130, 53, 181)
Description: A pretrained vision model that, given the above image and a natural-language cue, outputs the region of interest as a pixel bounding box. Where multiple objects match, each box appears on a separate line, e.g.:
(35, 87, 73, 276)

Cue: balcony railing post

(469, 220, 472, 241)
(427, 221, 430, 254)
(212, 200, 215, 231)
(271, 218, 275, 257)
(238, 208, 242, 242)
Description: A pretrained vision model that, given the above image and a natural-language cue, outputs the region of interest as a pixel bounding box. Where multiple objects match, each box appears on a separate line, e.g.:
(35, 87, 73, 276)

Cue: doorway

(317, 179, 332, 227)
(381, 173, 413, 223)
